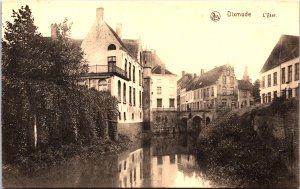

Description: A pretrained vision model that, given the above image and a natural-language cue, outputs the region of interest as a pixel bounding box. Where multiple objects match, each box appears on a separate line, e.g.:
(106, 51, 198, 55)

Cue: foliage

(251, 79, 260, 102)
(2, 5, 118, 166)
(196, 100, 298, 188)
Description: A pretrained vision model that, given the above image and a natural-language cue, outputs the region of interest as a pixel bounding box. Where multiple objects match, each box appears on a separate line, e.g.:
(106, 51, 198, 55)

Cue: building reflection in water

(117, 148, 144, 187)
(115, 135, 213, 188)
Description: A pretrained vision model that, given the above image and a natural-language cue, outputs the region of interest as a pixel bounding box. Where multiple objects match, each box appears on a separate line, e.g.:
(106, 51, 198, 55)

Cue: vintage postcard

(2, 0, 299, 188)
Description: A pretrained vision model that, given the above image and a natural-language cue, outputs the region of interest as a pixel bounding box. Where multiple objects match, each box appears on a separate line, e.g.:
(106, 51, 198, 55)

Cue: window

(129, 87, 132, 105)
(207, 88, 210, 97)
(132, 113, 134, 120)
(262, 94, 265, 103)
(169, 98, 175, 108)
(157, 98, 162, 108)
(118, 111, 121, 120)
(230, 76, 234, 85)
(262, 76, 265, 88)
(267, 92, 271, 102)
(274, 91, 277, 98)
(118, 80, 121, 102)
(288, 88, 292, 98)
(295, 63, 299, 81)
(157, 87, 162, 95)
(273, 72, 277, 86)
(124, 112, 126, 121)
(139, 91, 142, 107)
(222, 76, 226, 84)
(139, 70, 141, 85)
(222, 99, 227, 106)
(243, 91, 247, 97)
(129, 63, 131, 80)
(281, 67, 285, 84)
(123, 83, 126, 103)
(267, 74, 271, 87)
(108, 44, 116, 50)
(288, 65, 292, 82)
(98, 80, 108, 91)
(222, 86, 226, 95)
(133, 66, 135, 83)
(230, 87, 234, 95)
(133, 88, 136, 106)
(124, 59, 127, 77)
(108, 56, 116, 63)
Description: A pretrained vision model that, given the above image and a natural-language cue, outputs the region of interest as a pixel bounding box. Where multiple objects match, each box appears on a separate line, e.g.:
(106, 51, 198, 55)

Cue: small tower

(243, 65, 250, 81)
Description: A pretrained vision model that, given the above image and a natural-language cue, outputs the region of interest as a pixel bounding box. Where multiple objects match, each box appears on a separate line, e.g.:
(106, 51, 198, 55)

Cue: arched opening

(123, 83, 126, 103)
(192, 116, 202, 132)
(181, 117, 188, 132)
(108, 44, 116, 50)
(206, 117, 211, 125)
(118, 80, 121, 102)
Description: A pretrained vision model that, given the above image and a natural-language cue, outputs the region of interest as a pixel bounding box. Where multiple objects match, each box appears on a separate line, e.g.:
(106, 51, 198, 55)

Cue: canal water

(3, 135, 291, 188)
(4, 134, 221, 188)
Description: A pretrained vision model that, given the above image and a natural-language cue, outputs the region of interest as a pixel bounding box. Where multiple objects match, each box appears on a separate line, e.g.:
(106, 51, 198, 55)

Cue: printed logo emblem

(210, 11, 221, 22)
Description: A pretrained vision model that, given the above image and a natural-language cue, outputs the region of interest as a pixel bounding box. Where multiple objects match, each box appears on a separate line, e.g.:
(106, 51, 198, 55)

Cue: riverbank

(3, 134, 133, 178)
(196, 97, 299, 188)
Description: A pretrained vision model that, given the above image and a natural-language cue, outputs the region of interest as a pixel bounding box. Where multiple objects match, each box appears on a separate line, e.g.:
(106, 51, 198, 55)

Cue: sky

(2, 0, 299, 81)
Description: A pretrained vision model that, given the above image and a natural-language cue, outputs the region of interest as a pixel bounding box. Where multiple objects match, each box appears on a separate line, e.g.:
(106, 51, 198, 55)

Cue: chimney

(116, 23, 122, 39)
(182, 71, 185, 77)
(96, 7, 104, 21)
(194, 73, 197, 78)
(51, 23, 58, 40)
(161, 64, 165, 74)
(200, 69, 204, 76)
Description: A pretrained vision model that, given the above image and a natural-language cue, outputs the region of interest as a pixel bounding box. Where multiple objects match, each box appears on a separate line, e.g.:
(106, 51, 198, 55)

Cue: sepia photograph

(2, 0, 299, 188)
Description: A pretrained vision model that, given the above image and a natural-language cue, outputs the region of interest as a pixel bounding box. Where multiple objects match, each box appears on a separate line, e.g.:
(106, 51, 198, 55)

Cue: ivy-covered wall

(2, 77, 118, 164)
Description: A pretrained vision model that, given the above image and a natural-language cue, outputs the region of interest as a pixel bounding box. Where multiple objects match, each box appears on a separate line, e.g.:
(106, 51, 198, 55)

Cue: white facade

(80, 8, 143, 123)
(260, 57, 299, 103)
(151, 74, 177, 110)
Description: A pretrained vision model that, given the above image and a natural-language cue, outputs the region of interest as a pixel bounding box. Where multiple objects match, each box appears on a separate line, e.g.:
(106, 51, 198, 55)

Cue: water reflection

(4, 134, 215, 188)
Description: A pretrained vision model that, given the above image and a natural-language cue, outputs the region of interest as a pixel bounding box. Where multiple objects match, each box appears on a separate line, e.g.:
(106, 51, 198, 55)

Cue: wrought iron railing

(88, 63, 127, 79)
(152, 107, 177, 111)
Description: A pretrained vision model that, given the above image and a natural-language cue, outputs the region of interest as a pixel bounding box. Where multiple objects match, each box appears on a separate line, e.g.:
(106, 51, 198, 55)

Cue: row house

(179, 65, 239, 111)
(260, 35, 299, 103)
(79, 8, 143, 129)
(142, 50, 177, 133)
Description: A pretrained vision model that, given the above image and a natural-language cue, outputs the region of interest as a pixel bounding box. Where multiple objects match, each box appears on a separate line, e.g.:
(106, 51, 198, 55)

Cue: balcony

(152, 107, 177, 112)
(87, 63, 129, 80)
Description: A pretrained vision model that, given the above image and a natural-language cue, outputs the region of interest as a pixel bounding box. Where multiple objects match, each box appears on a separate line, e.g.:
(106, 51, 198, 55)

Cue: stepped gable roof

(152, 65, 174, 74)
(123, 39, 139, 60)
(238, 80, 253, 91)
(187, 65, 227, 91)
(177, 73, 193, 89)
(260, 35, 299, 73)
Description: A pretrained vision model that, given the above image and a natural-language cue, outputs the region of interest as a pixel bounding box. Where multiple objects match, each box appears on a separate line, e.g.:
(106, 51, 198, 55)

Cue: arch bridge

(178, 110, 217, 133)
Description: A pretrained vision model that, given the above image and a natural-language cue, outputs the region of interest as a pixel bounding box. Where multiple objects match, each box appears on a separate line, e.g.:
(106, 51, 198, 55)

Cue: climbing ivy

(2, 5, 118, 164)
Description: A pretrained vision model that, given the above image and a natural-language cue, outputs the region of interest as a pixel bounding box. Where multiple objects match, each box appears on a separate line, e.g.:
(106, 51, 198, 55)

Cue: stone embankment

(196, 97, 299, 188)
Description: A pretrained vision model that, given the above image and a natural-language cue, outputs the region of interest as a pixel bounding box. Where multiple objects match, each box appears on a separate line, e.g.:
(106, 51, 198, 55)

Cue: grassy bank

(3, 134, 132, 177)
(196, 98, 299, 188)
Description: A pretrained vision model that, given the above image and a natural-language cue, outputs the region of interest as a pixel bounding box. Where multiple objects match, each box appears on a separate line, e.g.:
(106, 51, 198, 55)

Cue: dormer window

(108, 44, 116, 50)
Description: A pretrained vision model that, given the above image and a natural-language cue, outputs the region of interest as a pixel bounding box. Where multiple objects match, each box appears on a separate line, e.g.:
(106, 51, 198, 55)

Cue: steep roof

(177, 73, 193, 90)
(260, 35, 299, 73)
(152, 65, 174, 75)
(123, 39, 139, 60)
(105, 23, 130, 52)
(187, 65, 228, 91)
(238, 80, 253, 91)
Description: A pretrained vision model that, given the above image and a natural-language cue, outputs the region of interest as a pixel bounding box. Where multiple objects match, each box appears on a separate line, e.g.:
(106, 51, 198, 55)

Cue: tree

(2, 6, 88, 84)
(252, 79, 260, 103)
